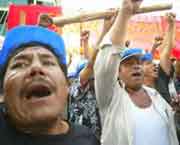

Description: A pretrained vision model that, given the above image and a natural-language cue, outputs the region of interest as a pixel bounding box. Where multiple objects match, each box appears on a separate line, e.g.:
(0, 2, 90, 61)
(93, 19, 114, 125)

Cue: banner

(126, 15, 180, 59)
(127, 15, 162, 51)
(7, 4, 62, 33)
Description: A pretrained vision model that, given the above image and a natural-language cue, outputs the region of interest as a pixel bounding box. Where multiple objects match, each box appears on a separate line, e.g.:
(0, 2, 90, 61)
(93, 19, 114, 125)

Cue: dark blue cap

(68, 61, 88, 79)
(0, 25, 66, 70)
(141, 52, 153, 62)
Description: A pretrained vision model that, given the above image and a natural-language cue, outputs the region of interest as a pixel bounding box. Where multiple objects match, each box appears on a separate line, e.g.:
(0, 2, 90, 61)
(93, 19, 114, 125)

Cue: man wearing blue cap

(94, 0, 179, 145)
(0, 25, 100, 145)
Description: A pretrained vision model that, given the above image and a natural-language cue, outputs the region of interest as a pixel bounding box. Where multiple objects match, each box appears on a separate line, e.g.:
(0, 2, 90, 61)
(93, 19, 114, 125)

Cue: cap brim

(120, 53, 142, 64)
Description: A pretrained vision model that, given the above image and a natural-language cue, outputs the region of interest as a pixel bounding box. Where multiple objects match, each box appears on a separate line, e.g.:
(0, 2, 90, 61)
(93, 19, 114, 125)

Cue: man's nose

(29, 60, 45, 77)
(133, 64, 142, 70)
(29, 66, 45, 77)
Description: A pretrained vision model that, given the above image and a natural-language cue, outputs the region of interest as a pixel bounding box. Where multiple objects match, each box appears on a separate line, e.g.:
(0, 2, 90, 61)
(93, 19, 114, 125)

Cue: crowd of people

(0, 0, 180, 145)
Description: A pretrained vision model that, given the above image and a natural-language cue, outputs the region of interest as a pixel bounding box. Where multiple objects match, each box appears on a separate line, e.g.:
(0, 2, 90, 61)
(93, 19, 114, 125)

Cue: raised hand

(121, 0, 143, 17)
(38, 14, 53, 27)
(165, 12, 176, 25)
(80, 30, 90, 42)
(153, 35, 164, 49)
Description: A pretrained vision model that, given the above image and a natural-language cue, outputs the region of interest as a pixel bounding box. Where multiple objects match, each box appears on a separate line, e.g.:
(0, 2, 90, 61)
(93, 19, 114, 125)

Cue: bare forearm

(160, 20, 176, 75)
(82, 41, 89, 59)
(80, 49, 99, 84)
(161, 23, 176, 57)
(80, 20, 111, 84)
(110, 11, 130, 46)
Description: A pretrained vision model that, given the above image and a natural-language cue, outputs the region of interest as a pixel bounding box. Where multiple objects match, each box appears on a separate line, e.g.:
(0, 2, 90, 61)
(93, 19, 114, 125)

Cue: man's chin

(130, 83, 142, 90)
(16, 108, 60, 125)
(153, 75, 158, 79)
(31, 110, 59, 121)
(21, 114, 59, 129)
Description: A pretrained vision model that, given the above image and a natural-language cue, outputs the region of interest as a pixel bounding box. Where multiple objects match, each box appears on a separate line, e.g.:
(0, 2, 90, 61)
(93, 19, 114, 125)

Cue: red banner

(7, 4, 62, 32)
(126, 15, 180, 59)
(127, 15, 162, 51)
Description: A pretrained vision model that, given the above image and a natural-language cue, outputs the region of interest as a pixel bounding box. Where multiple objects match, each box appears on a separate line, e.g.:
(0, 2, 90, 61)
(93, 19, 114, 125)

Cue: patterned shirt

(68, 79, 101, 139)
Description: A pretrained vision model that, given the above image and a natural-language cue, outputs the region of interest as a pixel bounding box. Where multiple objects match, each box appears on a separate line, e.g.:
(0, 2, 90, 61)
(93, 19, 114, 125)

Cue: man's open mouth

(24, 84, 52, 100)
(132, 72, 142, 77)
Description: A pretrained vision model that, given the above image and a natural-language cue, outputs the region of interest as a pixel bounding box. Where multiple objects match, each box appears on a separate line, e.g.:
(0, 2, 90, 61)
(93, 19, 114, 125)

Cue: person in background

(143, 12, 176, 103)
(174, 59, 180, 94)
(142, 12, 180, 141)
(94, 0, 179, 144)
(68, 16, 115, 140)
(173, 59, 180, 140)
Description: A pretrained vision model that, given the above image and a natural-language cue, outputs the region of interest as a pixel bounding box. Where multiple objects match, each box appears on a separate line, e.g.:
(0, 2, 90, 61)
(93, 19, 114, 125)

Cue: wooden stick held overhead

(52, 3, 172, 26)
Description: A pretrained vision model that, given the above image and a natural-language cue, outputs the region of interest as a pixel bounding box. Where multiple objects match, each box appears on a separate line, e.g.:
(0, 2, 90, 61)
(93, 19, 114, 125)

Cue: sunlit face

(3, 46, 68, 127)
(143, 61, 158, 79)
(119, 56, 144, 90)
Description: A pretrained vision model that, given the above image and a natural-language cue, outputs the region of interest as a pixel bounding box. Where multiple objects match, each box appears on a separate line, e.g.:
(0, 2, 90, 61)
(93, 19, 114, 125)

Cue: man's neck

(126, 86, 152, 108)
(11, 116, 69, 136)
(143, 76, 155, 88)
(125, 86, 142, 95)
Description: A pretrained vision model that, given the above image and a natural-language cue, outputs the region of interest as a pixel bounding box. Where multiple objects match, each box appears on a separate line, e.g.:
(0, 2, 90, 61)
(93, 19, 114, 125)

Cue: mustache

(21, 75, 52, 93)
(20, 75, 54, 97)
(26, 75, 50, 85)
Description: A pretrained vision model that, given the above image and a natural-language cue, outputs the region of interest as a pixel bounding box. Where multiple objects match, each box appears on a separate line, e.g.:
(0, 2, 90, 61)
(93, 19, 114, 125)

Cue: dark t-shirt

(155, 66, 180, 140)
(175, 77, 180, 94)
(155, 65, 174, 103)
(0, 104, 100, 145)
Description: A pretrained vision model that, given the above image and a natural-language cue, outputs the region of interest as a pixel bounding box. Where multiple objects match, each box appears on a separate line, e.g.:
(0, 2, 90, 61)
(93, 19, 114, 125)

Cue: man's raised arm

(94, 0, 143, 111)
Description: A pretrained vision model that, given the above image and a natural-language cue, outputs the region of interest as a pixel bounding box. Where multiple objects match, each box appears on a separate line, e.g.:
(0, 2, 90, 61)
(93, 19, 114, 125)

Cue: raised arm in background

(151, 35, 163, 56)
(80, 16, 115, 85)
(160, 12, 176, 75)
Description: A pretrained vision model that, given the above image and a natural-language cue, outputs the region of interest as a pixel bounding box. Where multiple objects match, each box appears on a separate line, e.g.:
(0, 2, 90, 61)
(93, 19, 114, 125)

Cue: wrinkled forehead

(6, 46, 59, 71)
(15, 46, 55, 57)
(9, 45, 57, 61)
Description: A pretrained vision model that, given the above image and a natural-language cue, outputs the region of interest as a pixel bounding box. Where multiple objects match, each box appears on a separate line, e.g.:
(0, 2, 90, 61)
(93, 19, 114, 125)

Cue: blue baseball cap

(0, 25, 66, 71)
(120, 48, 144, 63)
(141, 52, 153, 62)
(68, 60, 88, 79)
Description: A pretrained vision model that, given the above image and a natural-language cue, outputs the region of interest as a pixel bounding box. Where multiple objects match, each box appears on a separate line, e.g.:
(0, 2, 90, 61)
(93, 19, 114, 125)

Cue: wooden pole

(52, 3, 172, 26)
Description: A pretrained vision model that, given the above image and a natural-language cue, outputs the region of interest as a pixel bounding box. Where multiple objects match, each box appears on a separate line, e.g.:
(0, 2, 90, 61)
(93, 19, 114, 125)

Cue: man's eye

(11, 63, 27, 69)
(43, 61, 56, 66)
